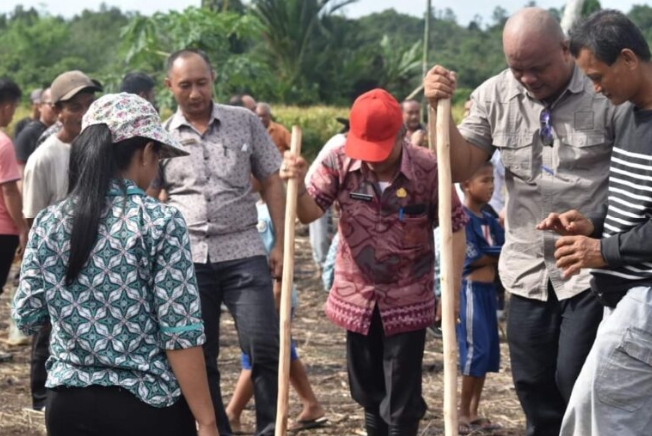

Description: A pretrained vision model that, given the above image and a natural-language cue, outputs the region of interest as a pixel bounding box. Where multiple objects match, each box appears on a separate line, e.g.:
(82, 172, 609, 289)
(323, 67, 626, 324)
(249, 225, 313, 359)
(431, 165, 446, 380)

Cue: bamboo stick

(274, 126, 302, 436)
(429, 101, 459, 436)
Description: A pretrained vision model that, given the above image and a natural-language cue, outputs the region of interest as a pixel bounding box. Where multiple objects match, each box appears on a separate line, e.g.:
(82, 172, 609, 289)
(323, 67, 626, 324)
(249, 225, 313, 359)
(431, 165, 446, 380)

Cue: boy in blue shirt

(457, 162, 504, 434)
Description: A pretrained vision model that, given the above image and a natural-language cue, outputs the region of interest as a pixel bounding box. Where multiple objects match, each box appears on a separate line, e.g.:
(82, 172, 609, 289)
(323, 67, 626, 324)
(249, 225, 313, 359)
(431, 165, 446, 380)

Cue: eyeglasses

(539, 107, 554, 146)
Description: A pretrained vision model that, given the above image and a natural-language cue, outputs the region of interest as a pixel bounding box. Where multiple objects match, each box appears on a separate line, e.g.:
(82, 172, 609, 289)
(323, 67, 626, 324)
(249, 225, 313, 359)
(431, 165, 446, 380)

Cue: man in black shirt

(13, 88, 57, 174)
(538, 10, 652, 436)
(12, 89, 42, 140)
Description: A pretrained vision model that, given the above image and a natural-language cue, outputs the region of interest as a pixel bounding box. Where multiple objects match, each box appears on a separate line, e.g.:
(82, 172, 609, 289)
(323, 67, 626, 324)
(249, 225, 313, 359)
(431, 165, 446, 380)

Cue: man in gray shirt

(149, 49, 285, 436)
(424, 7, 628, 436)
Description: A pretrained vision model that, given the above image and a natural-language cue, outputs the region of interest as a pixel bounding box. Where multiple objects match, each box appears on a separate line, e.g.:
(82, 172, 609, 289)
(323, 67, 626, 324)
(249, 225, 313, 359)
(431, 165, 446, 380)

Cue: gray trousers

(561, 287, 652, 436)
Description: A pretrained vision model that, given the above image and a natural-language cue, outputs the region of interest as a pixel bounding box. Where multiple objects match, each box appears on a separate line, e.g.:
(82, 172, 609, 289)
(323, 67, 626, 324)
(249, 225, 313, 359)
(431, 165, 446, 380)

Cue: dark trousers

(507, 287, 602, 436)
(31, 323, 50, 409)
(194, 255, 279, 436)
(347, 307, 427, 436)
(0, 234, 18, 292)
(46, 385, 196, 436)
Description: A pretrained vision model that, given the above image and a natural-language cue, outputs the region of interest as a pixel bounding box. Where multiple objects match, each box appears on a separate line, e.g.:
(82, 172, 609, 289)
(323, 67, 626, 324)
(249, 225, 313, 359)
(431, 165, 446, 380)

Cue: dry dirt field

(0, 232, 525, 436)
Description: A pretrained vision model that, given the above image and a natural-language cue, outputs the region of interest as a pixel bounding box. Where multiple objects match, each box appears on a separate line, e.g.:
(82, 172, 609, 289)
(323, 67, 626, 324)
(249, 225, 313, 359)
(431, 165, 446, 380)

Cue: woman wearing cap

(12, 93, 218, 436)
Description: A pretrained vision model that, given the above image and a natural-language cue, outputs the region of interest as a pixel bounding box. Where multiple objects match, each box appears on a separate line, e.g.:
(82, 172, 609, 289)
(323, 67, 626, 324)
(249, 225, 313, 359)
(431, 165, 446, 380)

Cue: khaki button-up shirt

(459, 65, 629, 301)
(154, 103, 282, 264)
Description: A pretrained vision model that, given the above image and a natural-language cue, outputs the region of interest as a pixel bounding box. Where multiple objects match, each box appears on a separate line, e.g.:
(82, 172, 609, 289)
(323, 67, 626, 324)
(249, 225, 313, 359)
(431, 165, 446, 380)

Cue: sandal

(470, 417, 502, 432)
(458, 421, 480, 435)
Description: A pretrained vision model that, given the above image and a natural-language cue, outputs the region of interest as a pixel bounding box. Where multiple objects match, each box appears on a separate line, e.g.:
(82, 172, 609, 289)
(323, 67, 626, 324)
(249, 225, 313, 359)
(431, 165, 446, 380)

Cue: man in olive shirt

(149, 49, 285, 436)
(424, 7, 629, 436)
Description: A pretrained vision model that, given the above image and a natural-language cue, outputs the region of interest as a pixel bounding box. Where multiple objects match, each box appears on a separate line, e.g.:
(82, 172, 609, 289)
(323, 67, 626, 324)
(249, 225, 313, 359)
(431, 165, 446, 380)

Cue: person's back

(15, 181, 200, 394)
(12, 93, 218, 436)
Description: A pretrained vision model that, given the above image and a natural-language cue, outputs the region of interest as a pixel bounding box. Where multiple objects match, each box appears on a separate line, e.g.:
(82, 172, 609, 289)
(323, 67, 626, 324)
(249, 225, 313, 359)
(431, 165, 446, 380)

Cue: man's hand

(280, 151, 308, 183)
(537, 210, 595, 236)
(16, 227, 28, 258)
(197, 423, 219, 436)
(268, 243, 284, 282)
(273, 279, 282, 311)
(434, 292, 460, 323)
(423, 65, 457, 108)
(554, 235, 606, 278)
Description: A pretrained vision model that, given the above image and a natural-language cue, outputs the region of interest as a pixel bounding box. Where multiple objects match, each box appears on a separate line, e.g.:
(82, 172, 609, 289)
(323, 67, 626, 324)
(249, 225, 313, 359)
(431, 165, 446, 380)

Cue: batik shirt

(12, 179, 205, 408)
(309, 141, 468, 336)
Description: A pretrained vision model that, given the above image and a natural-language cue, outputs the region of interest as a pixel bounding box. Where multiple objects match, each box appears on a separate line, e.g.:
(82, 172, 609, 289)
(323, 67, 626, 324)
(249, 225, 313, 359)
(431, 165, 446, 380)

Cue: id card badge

(349, 192, 373, 202)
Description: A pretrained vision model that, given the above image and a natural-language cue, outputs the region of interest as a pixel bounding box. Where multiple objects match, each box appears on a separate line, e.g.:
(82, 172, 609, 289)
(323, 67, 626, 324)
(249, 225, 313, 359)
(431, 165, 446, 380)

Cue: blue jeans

(194, 256, 279, 436)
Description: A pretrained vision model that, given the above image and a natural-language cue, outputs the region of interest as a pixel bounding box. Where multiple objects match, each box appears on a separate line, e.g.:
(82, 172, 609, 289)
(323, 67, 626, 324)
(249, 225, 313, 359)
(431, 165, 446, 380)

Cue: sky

(0, 0, 641, 26)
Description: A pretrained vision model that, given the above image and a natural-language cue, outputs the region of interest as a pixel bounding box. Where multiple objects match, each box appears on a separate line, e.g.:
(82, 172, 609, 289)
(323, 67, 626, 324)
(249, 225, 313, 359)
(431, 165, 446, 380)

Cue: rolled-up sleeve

(153, 209, 205, 350)
(458, 87, 496, 156)
(12, 223, 48, 334)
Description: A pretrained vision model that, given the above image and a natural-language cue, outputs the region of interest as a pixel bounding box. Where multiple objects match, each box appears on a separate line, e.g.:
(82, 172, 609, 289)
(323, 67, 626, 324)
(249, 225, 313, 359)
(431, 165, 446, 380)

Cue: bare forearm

(2, 184, 27, 231)
(262, 174, 286, 242)
(296, 182, 324, 224)
(432, 111, 489, 182)
(166, 347, 216, 427)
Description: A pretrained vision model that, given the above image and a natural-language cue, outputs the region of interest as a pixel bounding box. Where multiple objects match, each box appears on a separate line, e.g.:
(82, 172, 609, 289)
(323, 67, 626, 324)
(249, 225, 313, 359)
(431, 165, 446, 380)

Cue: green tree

(582, 0, 601, 16)
(120, 7, 272, 108)
(250, 0, 357, 102)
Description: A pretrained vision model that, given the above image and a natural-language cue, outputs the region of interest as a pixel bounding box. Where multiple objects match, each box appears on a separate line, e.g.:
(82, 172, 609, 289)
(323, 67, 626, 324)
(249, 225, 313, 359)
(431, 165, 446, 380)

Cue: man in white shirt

(22, 70, 101, 411)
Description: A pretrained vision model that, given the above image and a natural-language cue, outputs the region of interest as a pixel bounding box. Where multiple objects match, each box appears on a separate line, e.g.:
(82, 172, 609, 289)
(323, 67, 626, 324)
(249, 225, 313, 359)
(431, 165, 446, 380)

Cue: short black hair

(229, 94, 245, 107)
(120, 72, 156, 95)
(0, 78, 22, 104)
(166, 49, 212, 75)
(570, 9, 651, 65)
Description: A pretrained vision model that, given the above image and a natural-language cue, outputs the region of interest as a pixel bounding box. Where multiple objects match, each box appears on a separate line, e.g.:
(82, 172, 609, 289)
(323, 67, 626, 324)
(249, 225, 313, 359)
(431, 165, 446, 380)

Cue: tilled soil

(0, 231, 525, 435)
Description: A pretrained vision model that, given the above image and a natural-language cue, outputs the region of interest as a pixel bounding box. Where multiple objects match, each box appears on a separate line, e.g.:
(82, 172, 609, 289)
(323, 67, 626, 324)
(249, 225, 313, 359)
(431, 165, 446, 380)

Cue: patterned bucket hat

(82, 93, 188, 159)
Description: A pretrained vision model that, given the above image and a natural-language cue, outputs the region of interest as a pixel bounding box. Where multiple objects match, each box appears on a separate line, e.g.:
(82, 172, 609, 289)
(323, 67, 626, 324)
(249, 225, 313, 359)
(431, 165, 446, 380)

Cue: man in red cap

(280, 88, 468, 436)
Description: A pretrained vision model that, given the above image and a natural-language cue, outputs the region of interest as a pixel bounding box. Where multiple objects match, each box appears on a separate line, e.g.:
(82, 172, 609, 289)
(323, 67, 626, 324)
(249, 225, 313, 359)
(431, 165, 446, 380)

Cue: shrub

(272, 105, 349, 163)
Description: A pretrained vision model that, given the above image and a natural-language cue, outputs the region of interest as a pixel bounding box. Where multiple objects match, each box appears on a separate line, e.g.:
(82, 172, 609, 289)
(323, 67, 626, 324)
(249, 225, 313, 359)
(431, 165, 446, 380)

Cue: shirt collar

(346, 141, 416, 181)
(506, 63, 586, 101)
(168, 102, 221, 131)
(107, 179, 145, 197)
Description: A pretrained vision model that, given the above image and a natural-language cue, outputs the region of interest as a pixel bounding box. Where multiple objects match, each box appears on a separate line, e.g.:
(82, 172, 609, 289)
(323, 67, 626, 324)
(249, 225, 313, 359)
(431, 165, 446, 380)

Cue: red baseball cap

(345, 88, 403, 163)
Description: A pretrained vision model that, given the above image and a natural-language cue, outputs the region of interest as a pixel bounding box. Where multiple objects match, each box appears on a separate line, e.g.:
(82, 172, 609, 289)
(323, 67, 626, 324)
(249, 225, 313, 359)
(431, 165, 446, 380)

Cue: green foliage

(581, 0, 601, 17)
(629, 5, 652, 47)
(272, 105, 349, 162)
(119, 7, 269, 110)
(3, 1, 652, 109)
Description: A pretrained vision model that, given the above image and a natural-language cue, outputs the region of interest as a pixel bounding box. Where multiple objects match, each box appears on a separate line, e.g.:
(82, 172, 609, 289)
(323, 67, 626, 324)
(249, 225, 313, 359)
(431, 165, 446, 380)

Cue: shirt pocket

(557, 132, 608, 171)
(494, 133, 536, 183)
(214, 140, 252, 189)
(398, 213, 431, 250)
(596, 326, 652, 412)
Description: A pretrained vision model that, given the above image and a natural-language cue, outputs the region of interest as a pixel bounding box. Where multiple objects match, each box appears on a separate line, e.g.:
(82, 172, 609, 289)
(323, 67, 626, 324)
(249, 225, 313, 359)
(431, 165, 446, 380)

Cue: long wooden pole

(429, 102, 458, 436)
(275, 126, 302, 436)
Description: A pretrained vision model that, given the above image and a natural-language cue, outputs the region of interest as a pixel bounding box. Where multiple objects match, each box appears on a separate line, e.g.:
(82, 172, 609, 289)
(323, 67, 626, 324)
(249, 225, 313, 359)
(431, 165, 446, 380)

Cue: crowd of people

(1, 6, 652, 436)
